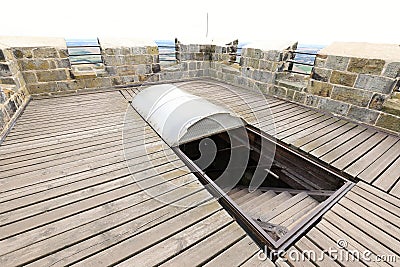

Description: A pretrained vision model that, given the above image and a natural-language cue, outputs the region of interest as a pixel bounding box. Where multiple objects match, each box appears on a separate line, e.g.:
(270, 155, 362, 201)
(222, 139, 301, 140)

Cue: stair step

(235, 190, 263, 205)
(227, 187, 240, 196)
(257, 192, 309, 222)
(285, 200, 322, 230)
(229, 188, 249, 201)
(247, 191, 292, 218)
(271, 195, 318, 226)
(241, 190, 277, 211)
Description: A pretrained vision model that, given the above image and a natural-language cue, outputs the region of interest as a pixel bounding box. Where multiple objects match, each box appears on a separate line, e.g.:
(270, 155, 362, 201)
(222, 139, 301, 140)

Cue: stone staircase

(228, 187, 321, 239)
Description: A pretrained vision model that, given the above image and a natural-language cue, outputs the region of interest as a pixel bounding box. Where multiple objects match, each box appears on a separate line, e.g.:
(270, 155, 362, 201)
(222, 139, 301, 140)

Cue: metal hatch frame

(172, 126, 354, 259)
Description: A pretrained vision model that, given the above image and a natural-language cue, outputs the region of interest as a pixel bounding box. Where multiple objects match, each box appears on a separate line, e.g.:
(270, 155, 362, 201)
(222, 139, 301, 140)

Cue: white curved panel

(132, 84, 245, 146)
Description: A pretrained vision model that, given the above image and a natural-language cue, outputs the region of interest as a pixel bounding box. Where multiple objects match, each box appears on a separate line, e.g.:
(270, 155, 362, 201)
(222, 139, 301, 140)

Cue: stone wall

(209, 42, 297, 94)
(1, 37, 399, 135)
(0, 45, 30, 138)
(304, 43, 400, 133)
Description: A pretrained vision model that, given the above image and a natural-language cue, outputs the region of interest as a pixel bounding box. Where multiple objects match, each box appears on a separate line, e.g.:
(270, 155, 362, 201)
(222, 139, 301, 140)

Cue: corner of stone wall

(0, 46, 30, 139)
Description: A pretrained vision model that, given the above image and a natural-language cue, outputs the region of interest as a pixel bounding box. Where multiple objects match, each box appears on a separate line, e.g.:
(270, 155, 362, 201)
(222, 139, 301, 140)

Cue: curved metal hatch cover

(132, 84, 246, 147)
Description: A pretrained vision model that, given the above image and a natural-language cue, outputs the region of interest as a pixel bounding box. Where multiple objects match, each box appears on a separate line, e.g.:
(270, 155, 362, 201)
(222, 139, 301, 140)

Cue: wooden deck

(179, 79, 400, 266)
(181, 80, 400, 197)
(1, 79, 399, 266)
(0, 90, 272, 266)
(285, 182, 400, 266)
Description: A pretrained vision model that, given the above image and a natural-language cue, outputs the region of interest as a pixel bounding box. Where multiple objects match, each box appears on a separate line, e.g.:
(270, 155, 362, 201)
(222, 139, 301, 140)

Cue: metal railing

(65, 38, 103, 66)
(286, 50, 318, 75)
(157, 45, 176, 65)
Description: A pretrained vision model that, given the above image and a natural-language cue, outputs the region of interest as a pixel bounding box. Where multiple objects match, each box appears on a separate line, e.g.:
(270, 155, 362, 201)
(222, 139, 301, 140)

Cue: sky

(1, 0, 399, 46)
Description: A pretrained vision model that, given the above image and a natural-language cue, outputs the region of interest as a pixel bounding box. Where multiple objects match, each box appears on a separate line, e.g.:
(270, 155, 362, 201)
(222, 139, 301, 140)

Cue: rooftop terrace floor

(0, 79, 399, 266)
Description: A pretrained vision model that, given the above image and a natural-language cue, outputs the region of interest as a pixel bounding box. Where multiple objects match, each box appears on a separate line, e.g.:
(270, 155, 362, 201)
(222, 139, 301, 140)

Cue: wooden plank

(300, 122, 357, 153)
(357, 141, 400, 183)
(345, 137, 399, 177)
(78, 207, 228, 266)
(284, 246, 316, 267)
(0, 189, 214, 266)
(331, 132, 387, 170)
(310, 126, 366, 158)
(295, 236, 341, 267)
(241, 252, 275, 267)
(0, 143, 174, 193)
(330, 205, 400, 254)
(264, 110, 319, 135)
(317, 220, 390, 267)
(281, 117, 339, 144)
(0, 125, 147, 163)
(372, 156, 400, 192)
(0, 133, 159, 179)
(341, 193, 400, 236)
(353, 183, 400, 216)
(389, 181, 400, 198)
(0, 164, 188, 224)
(276, 115, 331, 140)
(306, 227, 366, 267)
(6, 113, 127, 139)
(157, 223, 245, 267)
(273, 112, 326, 135)
(257, 192, 308, 222)
(323, 211, 397, 261)
(272, 196, 318, 226)
(203, 236, 260, 267)
(292, 120, 348, 148)
(319, 129, 376, 164)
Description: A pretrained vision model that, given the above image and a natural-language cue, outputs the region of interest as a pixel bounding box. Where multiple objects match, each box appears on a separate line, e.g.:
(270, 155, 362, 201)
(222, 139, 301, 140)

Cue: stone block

(32, 47, 59, 58)
(369, 93, 386, 110)
(0, 63, 12, 77)
(269, 85, 287, 97)
(305, 94, 320, 107)
(354, 74, 395, 94)
(59, 49, 68, 58)
(152, 64, 161, 73)
(115, 65, 135, 76)
(22, 72, 37, 84)
(18, 59, 50, 71)
(56, 59, 71, 69)
(84, 77, 112, 88)
(318, 98, 349, 116)
(325, 55, 350, 71)
(12, 48, 33, 59)
(307, 80, 333, 97)
(376, 114, 400, 133)
(0, 77, 15, 84)
(314, 57, 326, 68)
(293, 91, 306, 103)
(0, 50, 5, 62)
(286, 89, 295, 100)
(264, 50, 281, 61)
(381, 98, 400, 117)
(329, 71, 357, 86)
(27, 82, 57, 94)
(347, 106, 380, 124)
(331, 86, 373, 107)
(259, 60, 273, 71)
(311, 68, 331, 82)
(36, 70, 68, 82)
(382, 62, 400, 78)
(347, 58, 385, 75)
(56, 80, 85, 91)
(247, 58, 259, 69)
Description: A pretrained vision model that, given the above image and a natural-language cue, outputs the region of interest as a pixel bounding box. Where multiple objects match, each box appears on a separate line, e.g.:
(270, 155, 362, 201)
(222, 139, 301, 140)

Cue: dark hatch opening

(176, 126, 353, 252)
